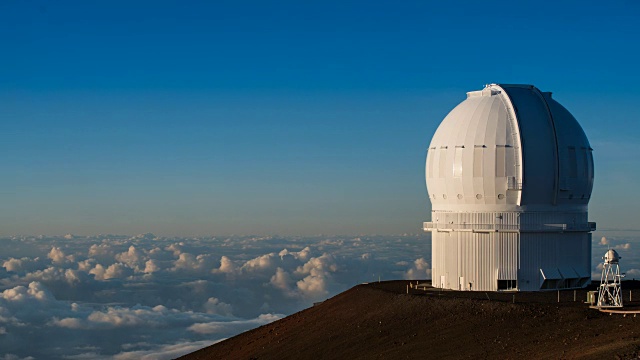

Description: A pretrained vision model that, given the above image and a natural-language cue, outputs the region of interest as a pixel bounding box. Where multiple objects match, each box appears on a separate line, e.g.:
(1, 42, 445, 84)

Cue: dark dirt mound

(180, 281, 640, 359)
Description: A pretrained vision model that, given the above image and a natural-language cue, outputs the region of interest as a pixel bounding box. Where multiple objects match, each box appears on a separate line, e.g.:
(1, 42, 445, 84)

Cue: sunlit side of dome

(425, 84, 593, 212)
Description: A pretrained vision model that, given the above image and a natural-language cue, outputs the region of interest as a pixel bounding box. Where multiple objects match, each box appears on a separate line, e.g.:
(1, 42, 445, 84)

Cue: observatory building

(424, 84, 595, 291)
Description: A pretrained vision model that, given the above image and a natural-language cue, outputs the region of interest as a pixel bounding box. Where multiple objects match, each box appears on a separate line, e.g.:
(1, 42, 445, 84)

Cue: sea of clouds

(0, 231, 637, 359)
(0, 234, 433, 359)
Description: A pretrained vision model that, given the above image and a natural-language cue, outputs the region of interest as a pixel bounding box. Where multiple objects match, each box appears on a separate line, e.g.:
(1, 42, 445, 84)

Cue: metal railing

(423, 222, 594, 232)
(507, 177, 523, 190)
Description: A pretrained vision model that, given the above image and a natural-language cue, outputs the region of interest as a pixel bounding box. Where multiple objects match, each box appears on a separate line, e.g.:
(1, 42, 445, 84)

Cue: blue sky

(1, 1, 639, 235)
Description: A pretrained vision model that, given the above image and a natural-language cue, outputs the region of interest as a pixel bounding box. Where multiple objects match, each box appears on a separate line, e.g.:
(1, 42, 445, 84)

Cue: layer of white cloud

(3, 232, 634, 359)
(0, 234, 435, 358)
(112, 340, 218, 360)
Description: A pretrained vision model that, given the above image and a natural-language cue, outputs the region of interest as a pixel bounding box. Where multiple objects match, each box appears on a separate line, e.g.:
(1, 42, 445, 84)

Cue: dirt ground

(180, 281, 640, 359)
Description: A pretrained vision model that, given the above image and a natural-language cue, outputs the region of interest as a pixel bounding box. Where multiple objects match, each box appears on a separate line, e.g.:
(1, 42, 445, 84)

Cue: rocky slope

(180, 281, 640, 359)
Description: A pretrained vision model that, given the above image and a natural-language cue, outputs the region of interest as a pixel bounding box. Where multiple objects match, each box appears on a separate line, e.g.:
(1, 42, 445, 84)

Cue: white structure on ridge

(424, 84, 595, 291)
(597, 249, 623, 307)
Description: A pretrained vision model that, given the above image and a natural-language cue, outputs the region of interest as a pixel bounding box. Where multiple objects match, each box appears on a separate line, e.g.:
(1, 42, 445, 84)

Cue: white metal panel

(497, 232, 518, 280)
(426, 91, 520, 211)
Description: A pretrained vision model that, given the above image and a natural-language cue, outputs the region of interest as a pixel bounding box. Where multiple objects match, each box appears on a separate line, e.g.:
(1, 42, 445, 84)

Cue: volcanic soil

(180, 281, 640, 359)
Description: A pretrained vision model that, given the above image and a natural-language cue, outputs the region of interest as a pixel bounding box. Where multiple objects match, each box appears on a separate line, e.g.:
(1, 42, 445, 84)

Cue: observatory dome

(604, 249, 620, 264)
(424, 84, 595, 292)
(426, 84, 594, 213)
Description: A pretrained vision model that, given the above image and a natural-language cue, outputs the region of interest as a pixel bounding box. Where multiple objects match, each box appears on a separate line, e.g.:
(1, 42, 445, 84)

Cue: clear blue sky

(1, 1, 639, 236)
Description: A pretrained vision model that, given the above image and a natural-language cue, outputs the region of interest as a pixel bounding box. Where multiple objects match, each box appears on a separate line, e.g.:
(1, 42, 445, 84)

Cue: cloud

(115, 246, 145, 270)
(3, 258, 23, 272)
(0, 233, 435, 358)
(88, 244, 113, 258)
(295, 254, 337, 277)
(241, 254, 276, 273)
(626, 268, 640, 278)
(0, 355, 35, 360)
(600, 237, 609, 245)
(19, 266, 84, 285)
(48, 247, 74, 264)
(2, 257, 45, 273)
(112, 340, 217, 360)
(76, 259, 94, 272)
(270, 267, 293, 293)
(104, 263, 133, 279)
(165, 243, 184, 257)
(85, 306, 161, 328)
(279, 247, 310, 262)
(51, 317, 84, 329)
(0, 278, 275, 358)
(216, 256, 236, 274)
(131, 233, 158, 241)
(187, 314, 282, 335)
(88, 263, 134, 280)
(404, 258, 431, 280)
(293, 254, 338, 299)
(49, 302, 232, 332)
(88, 264, 107, 280)
(203, 297, 232, 316)
(1, 282, 54, 302)
(296, 274, 328, 299)
(144, 259, 160, 274)
(614, 243, 631, 250)
(172, 253, 216, 273)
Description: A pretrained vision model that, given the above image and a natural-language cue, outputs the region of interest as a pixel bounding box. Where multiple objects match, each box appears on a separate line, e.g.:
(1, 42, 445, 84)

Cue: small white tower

(597, 249, 624, 308)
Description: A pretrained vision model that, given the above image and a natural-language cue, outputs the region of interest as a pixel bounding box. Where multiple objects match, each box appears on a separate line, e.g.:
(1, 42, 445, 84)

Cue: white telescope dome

(604, 249, 620, 264)
(426, 84, 594, 213)
(424, 84, 596, 292)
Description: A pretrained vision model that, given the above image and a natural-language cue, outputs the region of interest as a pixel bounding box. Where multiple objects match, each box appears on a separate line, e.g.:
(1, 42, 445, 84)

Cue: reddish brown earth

(180, 281, 640, 360)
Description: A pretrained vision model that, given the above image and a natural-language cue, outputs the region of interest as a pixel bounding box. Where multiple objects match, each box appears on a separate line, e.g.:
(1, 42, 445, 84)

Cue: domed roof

(604, 249, 620, 264)
(426, 84, 594, 212)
